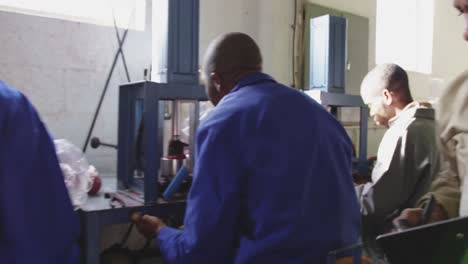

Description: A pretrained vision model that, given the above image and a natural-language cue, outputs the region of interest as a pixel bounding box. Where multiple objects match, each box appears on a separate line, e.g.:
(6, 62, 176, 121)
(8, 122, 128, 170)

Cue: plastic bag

(54, 139, 94, 209)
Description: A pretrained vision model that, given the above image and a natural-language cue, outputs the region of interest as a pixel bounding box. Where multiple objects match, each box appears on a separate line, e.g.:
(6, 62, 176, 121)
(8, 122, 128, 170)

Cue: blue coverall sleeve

(0, 92, 80, 264)
(158, 124, 243, 264)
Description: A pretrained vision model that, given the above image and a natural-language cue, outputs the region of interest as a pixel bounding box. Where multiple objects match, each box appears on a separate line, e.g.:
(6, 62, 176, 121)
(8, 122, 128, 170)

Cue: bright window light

(0, 0, 146, 31)
(376, 0, 434, 74)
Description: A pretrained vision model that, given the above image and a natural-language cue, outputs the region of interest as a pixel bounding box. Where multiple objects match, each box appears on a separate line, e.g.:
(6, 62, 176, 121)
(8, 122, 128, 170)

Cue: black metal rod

(113, 18, 131, 83)
(90, 137, 118, 149)
(82, 28, 130, 153)
(101, 143, 118, 149)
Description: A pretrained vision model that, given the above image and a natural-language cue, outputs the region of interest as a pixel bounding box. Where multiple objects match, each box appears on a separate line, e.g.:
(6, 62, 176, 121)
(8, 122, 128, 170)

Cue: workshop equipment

(118, 90, 205, 204)
(306, 90, 369, 175)
(79, 1, 205, 263)
(117, 0, 207, 204)
(90, 137, 118, 150)
(307, 15, 369, 175)
(309, 15, 346, 94)
(163, 165, 189, 200)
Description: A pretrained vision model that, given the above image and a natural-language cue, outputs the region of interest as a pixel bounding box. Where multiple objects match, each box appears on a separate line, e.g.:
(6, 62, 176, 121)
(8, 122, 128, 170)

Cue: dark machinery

(117, 82, 206, 204)
(307, 15, 369, 176)
(79, 1, 205, 263)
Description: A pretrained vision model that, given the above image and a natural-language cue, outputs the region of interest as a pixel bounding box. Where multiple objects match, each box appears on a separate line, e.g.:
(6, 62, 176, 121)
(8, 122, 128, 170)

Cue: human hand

(393, 203, 449, 230)
(131, 212, 167, 238)
(394, 208, 424, 229)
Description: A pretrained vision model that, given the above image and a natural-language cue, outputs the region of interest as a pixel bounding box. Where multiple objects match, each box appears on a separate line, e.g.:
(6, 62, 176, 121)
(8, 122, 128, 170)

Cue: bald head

(202, 32, 263, 105)
(361, 63, 412, 104)
(203, 32, 262, 77)
(360, 63, 414, 127)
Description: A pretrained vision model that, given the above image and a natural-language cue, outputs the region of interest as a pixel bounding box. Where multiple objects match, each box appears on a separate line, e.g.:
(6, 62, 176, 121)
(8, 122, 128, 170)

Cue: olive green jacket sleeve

(417, 70, 468, 218)
(417, 150, 461, 218)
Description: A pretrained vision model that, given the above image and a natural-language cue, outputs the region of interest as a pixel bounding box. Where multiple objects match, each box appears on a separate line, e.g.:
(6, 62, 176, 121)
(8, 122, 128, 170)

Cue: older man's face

(454, 0, 468, 41)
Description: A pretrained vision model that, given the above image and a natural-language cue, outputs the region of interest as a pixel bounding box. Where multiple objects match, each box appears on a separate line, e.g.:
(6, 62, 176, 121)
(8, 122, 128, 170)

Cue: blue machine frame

(309, 15, 346, 93)
(79, 1, 205, 263)
(167, 0, 200, 84)
(117, 81, 207, 204)
(306, 91, 369, 175)
(117, 0, 206, 204)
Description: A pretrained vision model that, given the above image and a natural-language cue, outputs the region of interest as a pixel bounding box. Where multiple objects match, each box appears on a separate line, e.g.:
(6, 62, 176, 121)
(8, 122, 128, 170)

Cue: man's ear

(210, 72, 222, 93)
(382, 89, 393, 106)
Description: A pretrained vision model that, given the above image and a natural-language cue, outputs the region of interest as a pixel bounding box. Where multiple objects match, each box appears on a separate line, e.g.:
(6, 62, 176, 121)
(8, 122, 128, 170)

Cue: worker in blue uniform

(0, 81, 80, 264)
(135, 32, 360, 263)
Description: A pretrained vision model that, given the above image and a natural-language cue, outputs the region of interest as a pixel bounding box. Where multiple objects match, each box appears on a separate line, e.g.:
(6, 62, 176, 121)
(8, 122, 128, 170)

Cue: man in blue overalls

(135, 32, 360, 263)
(0, 81, 80, 263)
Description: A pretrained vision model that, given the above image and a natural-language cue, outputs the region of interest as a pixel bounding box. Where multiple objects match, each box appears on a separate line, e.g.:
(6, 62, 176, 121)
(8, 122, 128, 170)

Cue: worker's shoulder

(405, 110, 436, 142)
(246, 81, 326, 113)
(197, 101, 244, 134)
(438, 70, 468, 113)
(446, 69, 468, 94)
(0, 81, 22, 101)
(0, 81, 28, 112)
(408, 107, 435, 128)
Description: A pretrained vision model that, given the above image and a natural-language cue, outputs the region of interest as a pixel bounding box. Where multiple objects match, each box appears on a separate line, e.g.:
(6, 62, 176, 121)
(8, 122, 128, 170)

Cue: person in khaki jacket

(397, 0, 468, 225)
(416, 70, 468, 218)
(400, 69, 468, 223)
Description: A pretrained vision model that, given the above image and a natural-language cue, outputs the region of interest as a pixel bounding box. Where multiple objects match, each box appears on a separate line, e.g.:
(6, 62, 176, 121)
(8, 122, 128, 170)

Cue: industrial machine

(117, 82, 206, 204)
(306, 90, 369, 176)
(307, 15, 369, 176)
(79, 1, 205, 263)
(115, 0, 207, 204)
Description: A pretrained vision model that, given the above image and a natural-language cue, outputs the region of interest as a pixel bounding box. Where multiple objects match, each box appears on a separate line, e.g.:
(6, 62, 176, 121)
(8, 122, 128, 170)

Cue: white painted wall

(305, 0, 468, 100)
(305, 0, 384, 156)
(0, 9, 151, 174)
(2, 0, 462, 171)
(199, 0, 294, 85)
(0, 0, 379, 175)
(397, 0, 468, 102)
(306, 0, 468, 155)
(307, 0, 376, 70)
(199, 0, 385, 156)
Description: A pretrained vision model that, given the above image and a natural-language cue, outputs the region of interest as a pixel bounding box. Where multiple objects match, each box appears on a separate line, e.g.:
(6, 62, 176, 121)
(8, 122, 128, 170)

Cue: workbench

(78, 178, 186, 264)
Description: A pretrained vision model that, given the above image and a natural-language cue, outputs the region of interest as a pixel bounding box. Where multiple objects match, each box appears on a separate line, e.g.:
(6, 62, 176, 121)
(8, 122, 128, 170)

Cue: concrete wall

(0, 9, 151, 175)
(430, 0, 468, 94)
(304, 0, 468, 155)
(304, 0, 385, 156)
(308, 0, 468, 101)
(305, 0, 468, 99)
(2, 0, 463, 172)
(0, 0, 295, 175)
(199, 0, 385, 156)
(199, 0, 294, 85)
(0, 0, 380, 176)
(307, 0, 376, 70)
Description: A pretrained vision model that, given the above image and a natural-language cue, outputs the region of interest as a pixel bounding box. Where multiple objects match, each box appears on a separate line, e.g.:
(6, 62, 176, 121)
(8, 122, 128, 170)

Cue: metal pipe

(112, 17, 131, 83)
(90, 137, 118, 150)
(172, 100, 179, 137)
(82, 28, 130, 153)
(163, 165, 188, 200)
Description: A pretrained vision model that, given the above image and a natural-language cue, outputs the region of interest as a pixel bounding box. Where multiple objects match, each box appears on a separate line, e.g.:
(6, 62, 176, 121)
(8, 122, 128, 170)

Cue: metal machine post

(305, 90, 369, 176)
(80, 1, 206, 263)
(308, 14, 369, 176)
(117, 0, 207, 204)
(117, 82, 206, 204)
